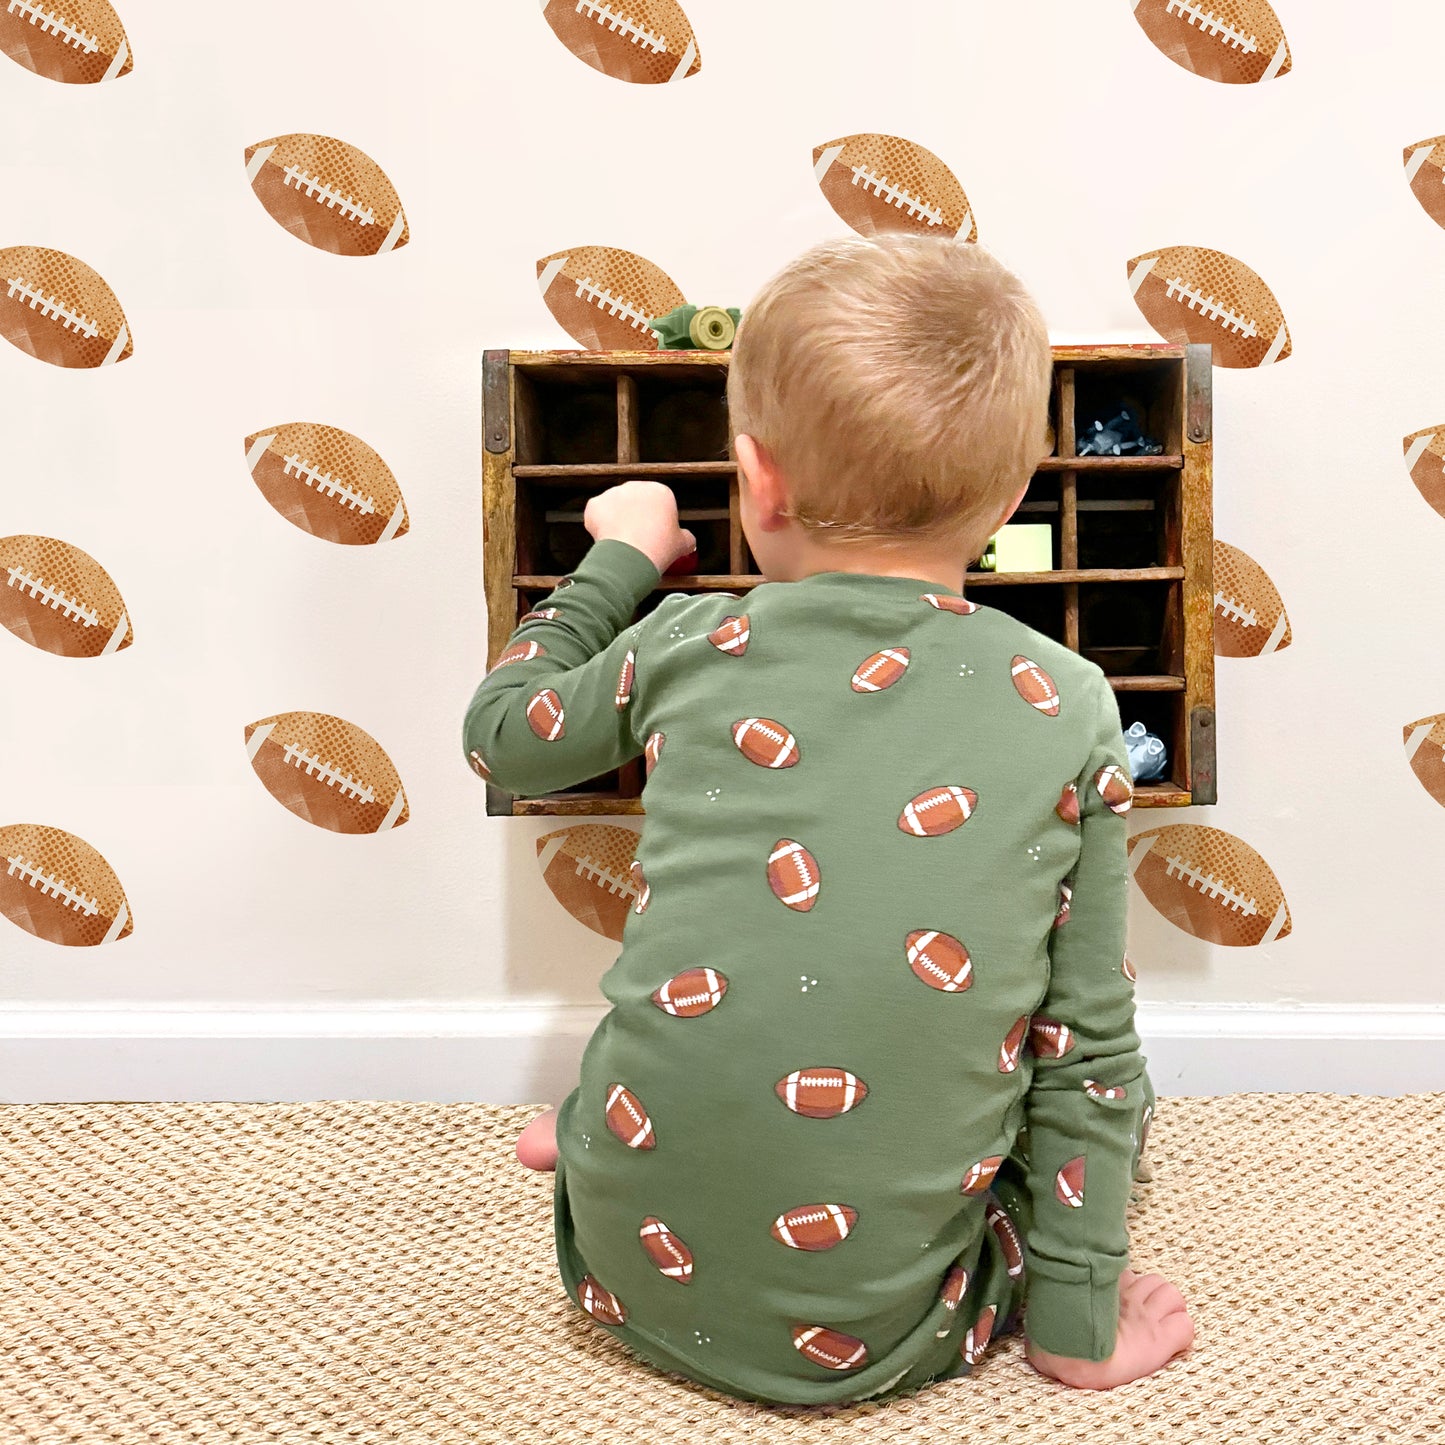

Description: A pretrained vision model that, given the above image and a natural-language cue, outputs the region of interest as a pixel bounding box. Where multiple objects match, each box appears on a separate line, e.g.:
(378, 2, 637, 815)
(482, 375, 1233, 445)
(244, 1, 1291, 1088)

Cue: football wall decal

(541, 0, 701, 85)
(536, 246, 686, 351)
(0, 245, 132, 368)
(243, 423, 410, 546)
(1403, 715, 1445, 809)
(812, 134, 977, 241)
(244, 711, 409, 834)
(1402, 426, 1445, 522)
(1127, 245, 1290, 368)
(1213, 540, 1291, 655)
(1128, 824, 1290, 946)
(0, 0, 132, 83)
(0, 535, 132, 657)
(1403, 138, 1445, 233)
(535, 824, 642, 941)
(244, 133, 408, 257)
(0, 823, 133, 946)
(1129, 0, 1291, 85)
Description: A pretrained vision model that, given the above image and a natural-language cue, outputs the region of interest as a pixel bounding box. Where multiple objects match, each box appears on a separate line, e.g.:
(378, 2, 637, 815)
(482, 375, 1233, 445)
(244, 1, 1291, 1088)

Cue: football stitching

(279, 451, 377, 515)
(274, 740, 376, 805)
(1162, 0, 1260, 53)
(1, 562, 100, 627)
(3, 275, 100, 341)
(569, 851, 637, 900)
(1161, 852, 1260, 916)
(1162, 274, 1259, 339)
(1214, 589, 1260, 626)
(846, 164, 945, 227)
(7, 2, 102, 54)
(570, 275, 654, 333)
(280, 166, 376, 227)
(1, 848, 101, 918)
(573, 0, 670, 55)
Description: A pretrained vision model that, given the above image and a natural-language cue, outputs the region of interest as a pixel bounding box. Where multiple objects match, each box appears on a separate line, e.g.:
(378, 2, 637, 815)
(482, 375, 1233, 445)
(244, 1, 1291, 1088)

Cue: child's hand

(584, 481, 697, 574)
(1024, 1268, 1195, 1390)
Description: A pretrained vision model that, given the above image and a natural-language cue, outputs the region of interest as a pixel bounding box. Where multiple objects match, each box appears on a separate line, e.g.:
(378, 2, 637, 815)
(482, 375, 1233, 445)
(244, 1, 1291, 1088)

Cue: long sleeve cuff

(1023, 1254, 1121, 1360)
(565, 538, 662, 620)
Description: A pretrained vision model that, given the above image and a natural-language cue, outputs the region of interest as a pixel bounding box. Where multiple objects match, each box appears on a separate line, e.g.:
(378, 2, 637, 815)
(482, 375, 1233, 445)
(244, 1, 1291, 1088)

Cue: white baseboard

(2, 1003, 1443, 1104)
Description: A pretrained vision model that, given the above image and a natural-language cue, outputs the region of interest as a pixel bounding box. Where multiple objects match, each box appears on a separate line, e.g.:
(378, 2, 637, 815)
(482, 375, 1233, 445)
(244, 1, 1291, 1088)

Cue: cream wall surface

(2, 1, 1444, 1028)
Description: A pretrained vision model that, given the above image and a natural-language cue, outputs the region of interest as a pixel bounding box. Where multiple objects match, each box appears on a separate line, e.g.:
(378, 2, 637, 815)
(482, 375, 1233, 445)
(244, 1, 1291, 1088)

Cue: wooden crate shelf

(482, 344, 1215, 815)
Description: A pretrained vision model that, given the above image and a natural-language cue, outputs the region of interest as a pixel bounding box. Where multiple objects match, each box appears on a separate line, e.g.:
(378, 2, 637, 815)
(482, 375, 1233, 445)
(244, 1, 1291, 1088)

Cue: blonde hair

(727, 233, 1053, 557)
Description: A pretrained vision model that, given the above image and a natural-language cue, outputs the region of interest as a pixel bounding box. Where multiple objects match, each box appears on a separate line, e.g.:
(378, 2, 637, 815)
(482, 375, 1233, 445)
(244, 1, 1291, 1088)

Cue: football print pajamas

(465, 539, 1155, 1406)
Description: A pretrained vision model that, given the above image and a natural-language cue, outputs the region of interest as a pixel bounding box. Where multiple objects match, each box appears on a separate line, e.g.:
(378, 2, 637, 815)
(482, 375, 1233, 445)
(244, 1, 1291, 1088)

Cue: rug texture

(1, 1094, 1442, 1444)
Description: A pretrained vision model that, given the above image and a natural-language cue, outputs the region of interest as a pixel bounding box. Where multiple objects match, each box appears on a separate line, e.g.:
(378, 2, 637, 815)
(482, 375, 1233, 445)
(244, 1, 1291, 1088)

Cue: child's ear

(734, 434, 792, 533)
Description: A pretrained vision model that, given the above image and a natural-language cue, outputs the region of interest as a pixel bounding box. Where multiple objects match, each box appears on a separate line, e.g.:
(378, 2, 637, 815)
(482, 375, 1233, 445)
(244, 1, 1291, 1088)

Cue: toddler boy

(465, 234, 1193, 1403)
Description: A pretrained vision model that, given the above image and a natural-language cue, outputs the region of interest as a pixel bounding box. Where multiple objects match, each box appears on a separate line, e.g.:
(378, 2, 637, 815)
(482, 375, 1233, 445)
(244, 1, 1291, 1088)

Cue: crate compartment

(972, 583, 1066, 646)
(1112, 689, 1185, 789)
(634, 370, 730, 463)
(1073, 362, 1181, 458)
(1076, 473, 1175, 570)
(970, 473, 1060, 572)
(514, 369, 617, 465)
(517, 478, 732, 577)
(1078, 581, 1175, 675)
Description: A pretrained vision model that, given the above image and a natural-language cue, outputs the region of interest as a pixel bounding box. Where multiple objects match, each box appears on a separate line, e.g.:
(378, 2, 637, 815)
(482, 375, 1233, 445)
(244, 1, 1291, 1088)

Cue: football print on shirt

(767, 840, 821, 912)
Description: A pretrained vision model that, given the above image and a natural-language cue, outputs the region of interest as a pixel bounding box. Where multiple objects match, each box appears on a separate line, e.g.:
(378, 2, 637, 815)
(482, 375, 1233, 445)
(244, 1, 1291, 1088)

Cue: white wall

(3, 1, 1445, 1098)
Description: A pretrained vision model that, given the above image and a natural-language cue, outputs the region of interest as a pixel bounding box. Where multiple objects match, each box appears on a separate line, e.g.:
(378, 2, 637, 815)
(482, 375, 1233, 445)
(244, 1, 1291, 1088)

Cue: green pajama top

(464, 539, 1147, 1403)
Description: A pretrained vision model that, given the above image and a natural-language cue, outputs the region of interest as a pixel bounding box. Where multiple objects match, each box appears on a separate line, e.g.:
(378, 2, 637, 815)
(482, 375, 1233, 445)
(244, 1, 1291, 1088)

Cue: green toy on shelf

(651, 304, 743, 351)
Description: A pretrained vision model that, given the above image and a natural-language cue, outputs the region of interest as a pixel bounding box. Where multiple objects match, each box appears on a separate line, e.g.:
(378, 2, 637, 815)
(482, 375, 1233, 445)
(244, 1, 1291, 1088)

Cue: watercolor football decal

(733, 717, 800, 769)
(852, 648, 909, 692)
(1402, 425, 1445, 522)
(536, 246, 686, 351)
(907, 929, 973, 992)
(578, 1274, 626, 1325)
(1127, 246, 1290, 368)
(0, 822, 133, 946)
(639, 1217, 693, 1282)
(1404, 715, 1445, 809)
(244, 711, 409, 834)
(768, 839, 821, 912)
(536, 824, 641, 941)
(959, 1156, 1003, 1196)
(605, 1082, 655, 1149)
(708, 614, 749, 655)
(1213, 540, 1291, 655)
(244, 133, 408, 257)
(813, 134, 977, 241)
(776, 1068, 868, 1119)
(1128, 824, 1290, 946)
(1403, 138, 1445, 233)
(243, 423, 410, 546)
(771, 1204, 858, 1251)
(792, 1325, 868, 1372)
(899, 786, 977, 837)
(541, 0, 701, 85)
(0, 246, 132, 368)
(0, 535, 132, 657)
(0, 0, 132, 83)
(651, 966, 728, 1017)
(1130, 0, 1291, 85)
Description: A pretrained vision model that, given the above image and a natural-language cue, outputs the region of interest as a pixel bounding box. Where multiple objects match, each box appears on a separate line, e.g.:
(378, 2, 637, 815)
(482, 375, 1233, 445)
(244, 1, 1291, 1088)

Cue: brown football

(0, 535, 133, 657)
(1010, 656, 1060, 716)
(244, 711, 409, 834)
(541, 0, 702, 85)
(1405, 714, 1445, 809)
(536, 245, 686, 350)
(644, 730, 665, 777)
(985, 1198, 1024, 1278)
(651, 966, 727, 1018)
(998, 1016, 1029, 1074)
(1029, 1017, 1075, 1059)
(536, 824, 641, 941)
(1213, 540, 1292, 655)
(0, 0, 133, 83)
(1130, 0, 1291, 85)
(1122, 954, 1138, 981)
(526, 689, 565, 742)
(1055, 1156, 1087, 1208)
(792, 1325, 869, 1372)
(1056, 782, 1080, 824)
(615, 650, 635, 709)
(605, 1083, 655, 1150)
(851, 647, 910, 693)
(940, 1264, 969, 1309)
(775, 1068, 868, 1119)
(959, 1156, 1003, 1196)
(768, 839, 820, 912)
(578, 1275, 627, 1326)
(733, 717, 800, 769)
(708, 615, 750, 656)
(629, 859, 650, 914)
(639, 1217, 693, 1283)
(771, 1204, 859, 1251)
(1083, 1078, 1128, 1101)
(245, 133, 408, 257)
(243, 423, 410, 546)
(898, 786, 977, 837)
(0, 823, 133, 946)
(813, 133, 977, 241)
(0, 245, 132, 368)
(1094, 764, 1134, 814)
(922, 592, 977, 615)
(963, 1304, 996, 1365)
(906, 929, 973, 993)
(490, 640, 545, 673)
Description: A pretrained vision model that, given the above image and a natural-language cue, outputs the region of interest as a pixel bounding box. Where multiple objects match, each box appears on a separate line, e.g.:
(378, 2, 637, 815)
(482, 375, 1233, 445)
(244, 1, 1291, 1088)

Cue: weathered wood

(1107, 675, 1186, 691)
(1035, 455, 1183, 472)
(616, 374, 639, 464)
(512, 795, 646, 817)
(1190, 705, 1217, 805)
(514, 461, 737, 479)
(1186, 343, 1213, 444)
(729, 471, 746, 572)
(965, 567, 1185, 585)
(514, 573, 760, 592)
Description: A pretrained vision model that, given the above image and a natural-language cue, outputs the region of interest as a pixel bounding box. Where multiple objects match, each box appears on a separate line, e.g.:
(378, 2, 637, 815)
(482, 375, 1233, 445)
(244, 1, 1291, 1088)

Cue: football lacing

(1214, 590, 1259, 626)
(280, 452, 378, 515)
(1162, 852, 1259, 916)
(5, 2, 98, 54)
(848, 165, 945, 227)
(2, 565, 99, 627)
(4, 276, 99, 339)
(3, 851, 100, 916)
(1163, 0, 1260, 53)
(573, 0, 669, 54)
(1163, 275, 1259, 338)
(280, 166, 376, 227)
(278, 741, 375, 804)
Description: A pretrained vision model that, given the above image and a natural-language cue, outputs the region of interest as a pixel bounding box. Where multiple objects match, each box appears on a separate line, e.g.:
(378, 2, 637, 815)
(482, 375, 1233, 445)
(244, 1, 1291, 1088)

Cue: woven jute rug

(1, 1095, 1442, 1445)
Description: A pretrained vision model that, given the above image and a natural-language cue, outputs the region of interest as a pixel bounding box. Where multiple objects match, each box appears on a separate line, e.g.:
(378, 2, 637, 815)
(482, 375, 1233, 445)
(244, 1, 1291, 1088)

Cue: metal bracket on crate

(484, 349, 511, 454)
(1189, 704, 1217, 805)
(485, 781, 516, 817)
(1185, 344, 1212, 445)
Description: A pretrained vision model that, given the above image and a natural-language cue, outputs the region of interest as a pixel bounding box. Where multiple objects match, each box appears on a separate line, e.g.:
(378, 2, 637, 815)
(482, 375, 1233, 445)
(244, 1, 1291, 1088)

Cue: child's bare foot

(1025, 1268, 1194, 1390)
(516, 1107, 559, 1171)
